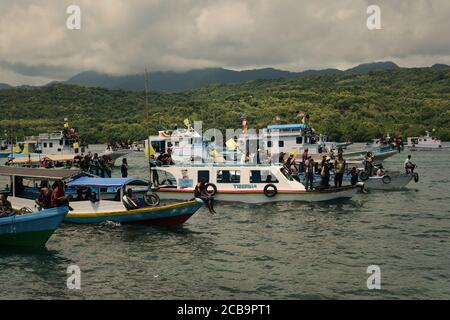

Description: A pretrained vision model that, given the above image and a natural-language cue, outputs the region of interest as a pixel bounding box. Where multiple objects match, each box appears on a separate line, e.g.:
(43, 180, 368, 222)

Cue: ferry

(152, 163, 363, 203)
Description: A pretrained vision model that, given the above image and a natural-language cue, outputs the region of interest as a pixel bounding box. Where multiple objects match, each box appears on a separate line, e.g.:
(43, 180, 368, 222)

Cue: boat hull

(0, 207, 68, 248)
(157, 185, 361, 204)
(362, 174, 414, 190)
(63, 199, 204, 226)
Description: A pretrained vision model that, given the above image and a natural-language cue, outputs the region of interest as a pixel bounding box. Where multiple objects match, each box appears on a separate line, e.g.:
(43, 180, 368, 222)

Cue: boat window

(250, 170, 279, 183)
(279, 141, 284, 147)
(217, 170, 240, 183)
(43, 142, 47, 148)
(175, 141, 179, 147)
(296, 137, 303, 144)
(280, 167, 294, 181)
(154, 169, 177, 187)
(59, 139, 63, 146)
(49, 142, 53, 148)
(267, 141, 272, 148)
(198, 170, 210, 182)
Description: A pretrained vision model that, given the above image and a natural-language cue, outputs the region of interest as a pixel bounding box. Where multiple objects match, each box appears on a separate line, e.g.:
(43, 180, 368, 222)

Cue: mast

(144, 68, 152, 183)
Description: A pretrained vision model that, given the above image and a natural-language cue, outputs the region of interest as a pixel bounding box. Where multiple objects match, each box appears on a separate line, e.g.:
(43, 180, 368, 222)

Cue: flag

(210, 148, 219, 157)
(144, 140, 156, 158)
(12, 146, 22, 153)
(73, 142, 79, 149)
(226, 138, 238, 150)
(64, 118, 69, 129)
(183, 118, 190, 127)
(22, 143, 29, 155)
(290, 148, 298, 157)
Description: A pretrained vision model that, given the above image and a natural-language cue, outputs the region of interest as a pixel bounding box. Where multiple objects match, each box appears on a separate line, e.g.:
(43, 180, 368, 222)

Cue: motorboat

(406, 131, 449, 151)
(0, 167, 204, 227)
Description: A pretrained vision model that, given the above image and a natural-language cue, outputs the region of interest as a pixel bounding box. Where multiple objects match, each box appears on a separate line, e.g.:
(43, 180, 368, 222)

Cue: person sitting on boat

(404, 155, 416, 174)
(122, 188, 140, 210)
(349, 167, 359, 185)
(194, 177, 216, 214)
(0, 194, 13, 217)
(51, 180, 71, 209)
(376, 164, 385, 177)
(36, 187, 52, 209)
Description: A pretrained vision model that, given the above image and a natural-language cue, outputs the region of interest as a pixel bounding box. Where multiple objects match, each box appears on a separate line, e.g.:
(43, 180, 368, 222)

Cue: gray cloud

(1, 0, 450, 85)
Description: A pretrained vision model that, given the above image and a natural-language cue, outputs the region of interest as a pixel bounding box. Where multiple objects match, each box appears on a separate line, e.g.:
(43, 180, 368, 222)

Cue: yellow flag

(183, 118, 190, 127)
(144, 144, 156, 158)
(22, 143, 29, 154)
(12, 146, 22, 153)
(290, 148, 298, 157)
(210, 148, 219, 157)
(226, 138, 238, 150)
(73, 142, 79, 149)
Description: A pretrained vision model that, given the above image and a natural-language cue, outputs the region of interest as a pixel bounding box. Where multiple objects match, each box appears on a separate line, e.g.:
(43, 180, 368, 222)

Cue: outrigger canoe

(0, 207, 68, 248)
(0, 167, 204, 227)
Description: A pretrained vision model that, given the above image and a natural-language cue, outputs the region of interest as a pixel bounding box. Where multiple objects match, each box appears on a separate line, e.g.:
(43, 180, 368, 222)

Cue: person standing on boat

(51, 180, 68, 208)
(320, 157, 331, 188)
(304, 156, 315, 190)
(334, 154, 346, 188)
(121, 158, 128, 178)
(194, 177, 216, 214)
(301, 149, 309, 173)
(285, 153, 298, 175)
(364, 152, 374, 176)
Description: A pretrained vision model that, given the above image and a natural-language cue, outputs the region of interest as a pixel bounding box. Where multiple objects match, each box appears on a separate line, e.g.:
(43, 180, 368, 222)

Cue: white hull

(156, 185, 362, 204)
(363, 174, 415, 190)
(406, 146, 449, 151)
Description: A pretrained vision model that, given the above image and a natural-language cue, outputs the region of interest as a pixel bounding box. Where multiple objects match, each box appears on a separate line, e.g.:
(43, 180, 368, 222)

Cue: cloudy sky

(1, 0, 449, 85)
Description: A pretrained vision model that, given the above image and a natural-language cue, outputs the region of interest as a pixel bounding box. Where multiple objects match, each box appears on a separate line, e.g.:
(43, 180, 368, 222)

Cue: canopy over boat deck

(0, 166, 82, 180)
(66, 177, 149, 188)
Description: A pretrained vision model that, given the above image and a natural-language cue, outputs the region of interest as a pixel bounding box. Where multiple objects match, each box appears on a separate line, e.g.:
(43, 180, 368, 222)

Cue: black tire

(382, 175, 392, 184)
(413, 173, 419, 183)
(144, 193, 160, 206)
(359, 171, 369, 181)
(205, 183, 217, 196)
(264, 184, 278, 197)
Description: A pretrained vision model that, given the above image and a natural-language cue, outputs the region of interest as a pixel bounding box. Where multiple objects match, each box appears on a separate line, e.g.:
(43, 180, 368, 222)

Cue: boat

(0, 206, 68, 248)
(359, 172, 418, 190)
(341, 145, 398, 161)
(153, 163, 363, 203)
(406, 131, 449, 151)
(0, 167, 204, 227)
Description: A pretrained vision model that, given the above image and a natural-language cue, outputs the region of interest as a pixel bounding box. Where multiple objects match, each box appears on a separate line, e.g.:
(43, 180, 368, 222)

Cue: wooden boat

(0, 167, 204, 227)
(153, 163, 363, 204)
(0, 207, 68, 248)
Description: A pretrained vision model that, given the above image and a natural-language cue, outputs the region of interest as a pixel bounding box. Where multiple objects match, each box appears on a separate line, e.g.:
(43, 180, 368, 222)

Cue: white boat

(406, 131, 449, 151)
(360, 173, 418, 190)
(152, 163, 363, 203)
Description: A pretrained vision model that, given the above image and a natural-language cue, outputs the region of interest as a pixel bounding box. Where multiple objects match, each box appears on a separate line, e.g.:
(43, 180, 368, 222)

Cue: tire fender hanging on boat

(205, 183, 217, 196)
(264, 184, 278, 197)
(413, 173, 419, 183)
(144, 193, 160, 206)
(382, 175, 392, 184)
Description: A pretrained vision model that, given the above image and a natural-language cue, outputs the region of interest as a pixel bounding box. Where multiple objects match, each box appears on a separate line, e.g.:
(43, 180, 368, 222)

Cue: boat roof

(0, 166, 82, 180)
(267, 124, 307, 130)
(9, 154, 76, 164)
(66, 176, 148, 188)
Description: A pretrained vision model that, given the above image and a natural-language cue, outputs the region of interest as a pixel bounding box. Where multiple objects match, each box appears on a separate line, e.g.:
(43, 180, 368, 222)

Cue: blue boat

(0, 207, 68, 247)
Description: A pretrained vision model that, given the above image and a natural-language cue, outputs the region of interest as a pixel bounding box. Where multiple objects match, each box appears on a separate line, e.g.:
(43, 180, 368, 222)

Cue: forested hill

(0, 67, 449, 143)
